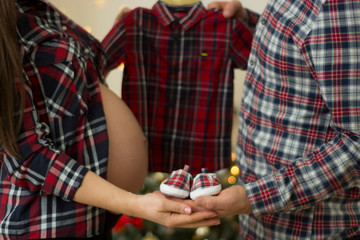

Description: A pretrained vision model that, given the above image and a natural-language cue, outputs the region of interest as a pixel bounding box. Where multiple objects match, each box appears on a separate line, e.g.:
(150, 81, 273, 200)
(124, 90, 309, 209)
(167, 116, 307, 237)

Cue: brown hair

(0, 0, 24, 158)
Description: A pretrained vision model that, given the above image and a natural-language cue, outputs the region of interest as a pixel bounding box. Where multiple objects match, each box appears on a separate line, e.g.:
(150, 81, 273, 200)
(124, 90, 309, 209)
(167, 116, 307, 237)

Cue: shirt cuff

(42, 154, 89, 201)
(245, 174, 285, 216)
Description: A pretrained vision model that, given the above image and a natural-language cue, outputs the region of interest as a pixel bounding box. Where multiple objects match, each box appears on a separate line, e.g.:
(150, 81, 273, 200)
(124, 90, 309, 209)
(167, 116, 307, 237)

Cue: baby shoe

(190, 168, 221, 200)
(160, 165, 192, 198)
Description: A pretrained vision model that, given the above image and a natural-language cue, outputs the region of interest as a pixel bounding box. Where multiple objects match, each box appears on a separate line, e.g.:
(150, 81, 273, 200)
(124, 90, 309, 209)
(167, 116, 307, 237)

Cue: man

(195, 1, 360, 239)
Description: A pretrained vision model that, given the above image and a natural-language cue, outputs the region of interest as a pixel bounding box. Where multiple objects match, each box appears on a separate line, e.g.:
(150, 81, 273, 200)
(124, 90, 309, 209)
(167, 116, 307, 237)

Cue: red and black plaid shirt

(102, 1, 255, 174)
(0, 0, 109, 238)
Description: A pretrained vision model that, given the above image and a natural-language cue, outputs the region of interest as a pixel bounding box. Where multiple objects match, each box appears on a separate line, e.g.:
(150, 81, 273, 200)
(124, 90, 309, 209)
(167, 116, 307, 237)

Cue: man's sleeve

(245, 2, 360, 215)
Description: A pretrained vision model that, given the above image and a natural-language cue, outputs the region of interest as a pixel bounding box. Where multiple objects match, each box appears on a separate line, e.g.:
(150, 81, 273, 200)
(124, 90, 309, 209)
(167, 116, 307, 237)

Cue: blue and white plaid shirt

(238, 0, 360, 239)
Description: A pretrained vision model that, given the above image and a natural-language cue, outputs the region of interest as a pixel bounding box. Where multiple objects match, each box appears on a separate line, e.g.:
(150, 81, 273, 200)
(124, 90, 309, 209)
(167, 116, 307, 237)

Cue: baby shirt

(102, 1, 253, 174)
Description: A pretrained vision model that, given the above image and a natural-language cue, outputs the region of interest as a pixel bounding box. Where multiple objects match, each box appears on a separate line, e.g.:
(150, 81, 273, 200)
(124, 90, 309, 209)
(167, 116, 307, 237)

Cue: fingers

(153, 191, 192, 214)
(207, 1, 245, 19)
(207, 1, 227, 10)
(142, 193, 221, 228)
(167, 212, 220, 228)
(114, 6, 131, 25)
(159, 195, 220, 226)
(223, 1, 243, 18)
(170, 197, 215, 213)
(171, 217, 220, 228)
(194, 195, 217, 209)
(162, 196, 193, 215)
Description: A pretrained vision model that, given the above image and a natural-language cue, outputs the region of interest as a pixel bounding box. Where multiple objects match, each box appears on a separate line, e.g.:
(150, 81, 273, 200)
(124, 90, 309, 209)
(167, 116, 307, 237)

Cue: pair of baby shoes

(160, 165, 222, 200)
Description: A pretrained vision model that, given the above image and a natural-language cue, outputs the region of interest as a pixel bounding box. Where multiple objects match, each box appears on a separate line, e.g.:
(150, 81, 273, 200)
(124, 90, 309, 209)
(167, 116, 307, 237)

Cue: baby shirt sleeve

(102, 20, 127, 72)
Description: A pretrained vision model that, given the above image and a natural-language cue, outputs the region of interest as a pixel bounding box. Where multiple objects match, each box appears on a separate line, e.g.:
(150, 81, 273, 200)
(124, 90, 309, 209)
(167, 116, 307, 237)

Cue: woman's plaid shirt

(238, 0, 360, 239)
(0, 0, 109, 238)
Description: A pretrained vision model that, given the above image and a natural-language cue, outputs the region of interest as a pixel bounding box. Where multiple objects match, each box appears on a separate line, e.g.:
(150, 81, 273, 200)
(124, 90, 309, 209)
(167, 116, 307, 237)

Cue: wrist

(238, 186, 253, 214)
(111, 189, 139, 216)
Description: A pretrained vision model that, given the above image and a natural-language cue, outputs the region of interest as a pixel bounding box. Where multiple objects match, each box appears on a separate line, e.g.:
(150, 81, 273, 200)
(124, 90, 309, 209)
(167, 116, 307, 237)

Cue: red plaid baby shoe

(190, 168, 221, 200)
(160, 165, 192, 198)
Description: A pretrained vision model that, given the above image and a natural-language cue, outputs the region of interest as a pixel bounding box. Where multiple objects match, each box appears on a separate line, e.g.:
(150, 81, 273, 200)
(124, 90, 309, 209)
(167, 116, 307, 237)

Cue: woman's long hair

(0, 0, 24, 158)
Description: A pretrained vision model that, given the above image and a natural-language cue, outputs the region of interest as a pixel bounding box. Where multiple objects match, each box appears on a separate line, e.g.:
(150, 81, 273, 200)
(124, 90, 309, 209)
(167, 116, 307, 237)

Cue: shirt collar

(278, 0, 326, 46)
(152, 0, 206, 30)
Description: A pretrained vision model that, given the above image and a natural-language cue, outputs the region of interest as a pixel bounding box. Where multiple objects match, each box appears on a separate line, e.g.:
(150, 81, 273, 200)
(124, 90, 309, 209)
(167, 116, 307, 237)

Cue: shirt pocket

(38, 60, 90, 119)
(32, 37, 92, 119)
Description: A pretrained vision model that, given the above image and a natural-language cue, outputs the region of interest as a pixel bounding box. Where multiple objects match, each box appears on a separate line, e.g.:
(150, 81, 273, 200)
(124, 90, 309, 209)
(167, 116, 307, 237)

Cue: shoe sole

(160, 183, 190, 198)
(190, 185, 222, 200)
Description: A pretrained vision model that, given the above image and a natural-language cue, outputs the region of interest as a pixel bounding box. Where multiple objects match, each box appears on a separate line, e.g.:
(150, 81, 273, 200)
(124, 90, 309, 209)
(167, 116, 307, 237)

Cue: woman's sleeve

(2, 38, 91, 202)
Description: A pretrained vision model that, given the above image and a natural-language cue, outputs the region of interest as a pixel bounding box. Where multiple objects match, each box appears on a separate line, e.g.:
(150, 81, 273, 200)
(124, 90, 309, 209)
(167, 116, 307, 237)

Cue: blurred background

(48, 0, 268, 239)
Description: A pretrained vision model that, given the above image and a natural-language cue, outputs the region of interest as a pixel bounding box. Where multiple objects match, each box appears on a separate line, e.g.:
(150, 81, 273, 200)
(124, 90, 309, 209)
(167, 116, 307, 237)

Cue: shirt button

(261, 18, 266, 25)
(62, 25, 68, 31)
(84, 48, 90, 54)
(249, 60, 255, 66)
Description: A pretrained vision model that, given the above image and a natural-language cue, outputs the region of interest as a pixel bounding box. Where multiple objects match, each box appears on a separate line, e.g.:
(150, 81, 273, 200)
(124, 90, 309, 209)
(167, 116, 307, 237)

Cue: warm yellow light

(94, 0, 105, 6)
(152, 172, 167, 183)
(232, 152, 236, 162)
(195, 227, 210, 237)
(84, 26, 92, 33)
(230, 166, 240, 175)
(228, 176, 237, 185)
(118, 63, 125, 71)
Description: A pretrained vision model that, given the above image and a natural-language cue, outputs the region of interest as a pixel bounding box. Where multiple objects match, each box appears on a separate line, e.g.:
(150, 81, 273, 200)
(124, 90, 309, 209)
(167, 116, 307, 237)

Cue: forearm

(246, 133, 360, 215)
(73, 171, 138, 215)
(74, 171, 221, 228)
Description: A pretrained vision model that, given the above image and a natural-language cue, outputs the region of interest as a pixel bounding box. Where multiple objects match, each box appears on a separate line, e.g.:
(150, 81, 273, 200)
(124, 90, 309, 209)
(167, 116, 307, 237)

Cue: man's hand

(194, 185, 253, 218)
(113, 6, 131, 26)
(208, 1, 248, 20)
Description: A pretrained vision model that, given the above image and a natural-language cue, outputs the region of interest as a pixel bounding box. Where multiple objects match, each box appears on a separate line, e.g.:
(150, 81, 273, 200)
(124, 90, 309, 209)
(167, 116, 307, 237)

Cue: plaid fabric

(191, 168, 221, 192)
(102, 1, 255, 174)
(161, 165, 192, 192)
(0, 0, 109, 238)
(238, 0, 360, 239)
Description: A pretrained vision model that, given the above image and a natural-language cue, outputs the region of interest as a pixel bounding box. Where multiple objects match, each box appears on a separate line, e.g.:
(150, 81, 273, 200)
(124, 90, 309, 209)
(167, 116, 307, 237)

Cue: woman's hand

(74, 172, 219, 228)
(133, 191, 221, 228)
(208, 1, 248, 20)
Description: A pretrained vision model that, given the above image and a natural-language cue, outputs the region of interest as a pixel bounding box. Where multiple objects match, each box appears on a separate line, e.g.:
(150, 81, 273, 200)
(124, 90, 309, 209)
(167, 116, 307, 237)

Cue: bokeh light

(230, 165, 240, 175)
(228, 176, 237, 185)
